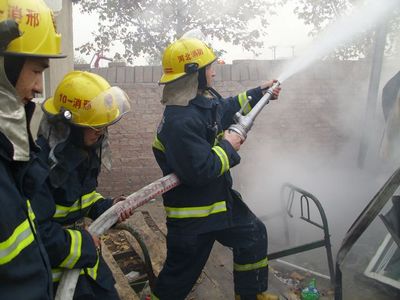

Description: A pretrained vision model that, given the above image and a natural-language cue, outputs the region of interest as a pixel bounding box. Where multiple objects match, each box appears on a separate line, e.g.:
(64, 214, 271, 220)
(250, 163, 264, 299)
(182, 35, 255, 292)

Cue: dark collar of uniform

(0, 131, 13, 161)
(189, 94, 217, 109)
(25, 101, 40, 153)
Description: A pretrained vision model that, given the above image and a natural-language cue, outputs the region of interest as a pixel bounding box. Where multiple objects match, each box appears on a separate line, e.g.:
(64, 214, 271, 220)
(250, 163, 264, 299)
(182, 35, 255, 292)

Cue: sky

(72, 2, 313, 66)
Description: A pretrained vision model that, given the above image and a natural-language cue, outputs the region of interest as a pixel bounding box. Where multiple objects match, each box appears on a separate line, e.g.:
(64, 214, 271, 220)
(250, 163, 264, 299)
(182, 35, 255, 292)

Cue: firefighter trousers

(153, 215, 268, 299)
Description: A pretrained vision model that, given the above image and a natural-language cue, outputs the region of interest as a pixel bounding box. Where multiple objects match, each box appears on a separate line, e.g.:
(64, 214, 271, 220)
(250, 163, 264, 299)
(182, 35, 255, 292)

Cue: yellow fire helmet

(0, 0, 64, 57)
(42, 71, 131, 128)
(160, 38, 216, 84)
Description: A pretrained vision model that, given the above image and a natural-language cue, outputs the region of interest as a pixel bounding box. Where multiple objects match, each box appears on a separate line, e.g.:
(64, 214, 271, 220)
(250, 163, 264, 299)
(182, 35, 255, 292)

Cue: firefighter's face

(83, 126, 107, 146)
(15, 57, 49, 105)
(205, 63, 216, 87)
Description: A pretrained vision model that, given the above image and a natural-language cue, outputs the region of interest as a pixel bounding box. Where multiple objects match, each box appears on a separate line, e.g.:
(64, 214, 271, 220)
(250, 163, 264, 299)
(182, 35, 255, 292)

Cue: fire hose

(55, 173, 180, 300)
(55, 82, 280, 300)
(229, 81, 280, 139)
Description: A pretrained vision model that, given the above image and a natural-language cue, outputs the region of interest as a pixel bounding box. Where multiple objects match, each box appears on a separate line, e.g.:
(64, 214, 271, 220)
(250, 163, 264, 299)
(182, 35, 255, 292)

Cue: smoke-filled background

(230, 0, 399, 275)
(229, 59, 399, 298)
(231, 60, 396, 254)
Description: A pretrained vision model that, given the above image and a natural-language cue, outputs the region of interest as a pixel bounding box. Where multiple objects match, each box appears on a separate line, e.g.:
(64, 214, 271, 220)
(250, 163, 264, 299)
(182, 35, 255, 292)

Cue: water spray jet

(277, 0, 398, 84)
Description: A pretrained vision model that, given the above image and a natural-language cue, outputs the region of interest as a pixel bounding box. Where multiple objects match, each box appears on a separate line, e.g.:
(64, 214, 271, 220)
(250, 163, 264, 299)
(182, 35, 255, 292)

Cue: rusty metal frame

(267, 183, 335, 286)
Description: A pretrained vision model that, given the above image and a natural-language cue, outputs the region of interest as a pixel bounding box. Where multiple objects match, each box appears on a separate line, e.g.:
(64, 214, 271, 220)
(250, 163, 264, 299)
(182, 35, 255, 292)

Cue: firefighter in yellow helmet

(36, 71, 131, 299)
(0, 0, 64, 299)
(152, 37, 281, 300)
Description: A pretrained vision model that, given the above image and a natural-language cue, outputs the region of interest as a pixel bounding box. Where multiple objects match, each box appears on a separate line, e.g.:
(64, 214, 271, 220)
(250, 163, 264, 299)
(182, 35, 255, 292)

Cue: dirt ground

(99, 199, 340, 300)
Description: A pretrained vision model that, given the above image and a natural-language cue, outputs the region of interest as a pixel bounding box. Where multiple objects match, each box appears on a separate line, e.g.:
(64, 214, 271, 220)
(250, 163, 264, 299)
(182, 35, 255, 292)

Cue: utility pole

(269, 46, 277, 60)
(357, 22, 388, 168)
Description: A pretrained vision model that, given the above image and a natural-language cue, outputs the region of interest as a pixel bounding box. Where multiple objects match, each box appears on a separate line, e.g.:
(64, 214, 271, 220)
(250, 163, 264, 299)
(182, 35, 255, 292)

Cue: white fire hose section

(55, 173, 181, 300)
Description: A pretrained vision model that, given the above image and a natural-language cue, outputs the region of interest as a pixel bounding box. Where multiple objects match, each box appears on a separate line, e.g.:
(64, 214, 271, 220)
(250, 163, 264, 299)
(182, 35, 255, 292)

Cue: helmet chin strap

(205, 87, 222, 99)
(197, 64, 221, 99)
(45, 108, 73, 125)
(3, 55, 25, 87)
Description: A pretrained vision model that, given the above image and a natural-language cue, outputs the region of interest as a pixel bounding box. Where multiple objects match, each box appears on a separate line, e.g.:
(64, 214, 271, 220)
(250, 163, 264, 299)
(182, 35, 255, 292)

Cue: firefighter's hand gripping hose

(55, 173, 181, 300)
(228, 81, 281, 140)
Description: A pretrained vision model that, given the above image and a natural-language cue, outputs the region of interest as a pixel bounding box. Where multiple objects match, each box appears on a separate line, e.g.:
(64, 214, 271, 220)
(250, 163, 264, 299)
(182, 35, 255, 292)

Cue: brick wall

(74, 60, 374, 197)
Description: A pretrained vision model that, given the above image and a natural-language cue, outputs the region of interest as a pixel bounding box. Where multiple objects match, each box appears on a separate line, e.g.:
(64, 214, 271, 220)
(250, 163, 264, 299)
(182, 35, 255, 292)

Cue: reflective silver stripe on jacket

(54, 190, 103, 219)
(238, 91, 252, 115)
(212, 145, 229, 175)
(59, 229, 82, 269)
(0, 218, 35, 265)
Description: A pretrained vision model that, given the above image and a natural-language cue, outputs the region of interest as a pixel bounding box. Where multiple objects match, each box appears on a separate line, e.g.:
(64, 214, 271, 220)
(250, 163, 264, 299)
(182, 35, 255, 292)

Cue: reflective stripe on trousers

(234, 257, 268, 272)
(212, 145, 229, 175)
(165, 201, 227, 218)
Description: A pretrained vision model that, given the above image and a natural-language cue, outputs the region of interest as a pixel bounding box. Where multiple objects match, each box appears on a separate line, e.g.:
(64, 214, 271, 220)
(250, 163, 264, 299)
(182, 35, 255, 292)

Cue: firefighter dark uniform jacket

(153, 87, 265, 234)
(0, 101, 53, 299)
(36, 130, 116, 295)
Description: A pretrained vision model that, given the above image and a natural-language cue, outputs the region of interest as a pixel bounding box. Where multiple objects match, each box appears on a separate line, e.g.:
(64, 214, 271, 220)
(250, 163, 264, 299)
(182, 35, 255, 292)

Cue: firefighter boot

(256, 292, 279, 300)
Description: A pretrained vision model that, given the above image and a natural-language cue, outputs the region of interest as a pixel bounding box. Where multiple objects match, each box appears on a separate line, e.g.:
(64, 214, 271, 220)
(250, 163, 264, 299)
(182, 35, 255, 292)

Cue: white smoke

(278, 0, 399, 83)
